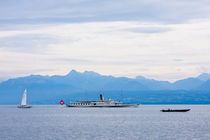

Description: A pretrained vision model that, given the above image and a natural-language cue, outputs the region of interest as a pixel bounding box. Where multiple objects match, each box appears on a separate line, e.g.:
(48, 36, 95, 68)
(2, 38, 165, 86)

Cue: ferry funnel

(100, 94, 104, 101)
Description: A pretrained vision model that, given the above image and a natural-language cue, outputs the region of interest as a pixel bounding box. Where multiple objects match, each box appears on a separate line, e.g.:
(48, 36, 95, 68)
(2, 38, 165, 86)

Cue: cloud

(173, 59, 184, 62)
(123, 27, 171, 34)
(0, 19, 210, 81)
(0, 0, 210, 24)
(1, 0, 210, 82)
(49, 58, 93, 64)
(0, 34, 55, 53)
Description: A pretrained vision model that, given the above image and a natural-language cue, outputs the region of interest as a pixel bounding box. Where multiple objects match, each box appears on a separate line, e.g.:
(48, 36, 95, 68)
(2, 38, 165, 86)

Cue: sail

(21, 89, 27, 105)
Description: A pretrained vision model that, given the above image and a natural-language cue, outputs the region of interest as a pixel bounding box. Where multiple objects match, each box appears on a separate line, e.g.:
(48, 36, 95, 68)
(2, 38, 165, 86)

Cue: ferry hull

(66, 104, 139, 108)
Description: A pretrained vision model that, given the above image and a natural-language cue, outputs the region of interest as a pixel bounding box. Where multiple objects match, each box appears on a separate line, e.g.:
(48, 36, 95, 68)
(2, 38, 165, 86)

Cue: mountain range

(0, 70, 210, 104)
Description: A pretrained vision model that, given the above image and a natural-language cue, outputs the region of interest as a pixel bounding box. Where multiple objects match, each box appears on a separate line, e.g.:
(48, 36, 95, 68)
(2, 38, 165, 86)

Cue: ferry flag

(60, 100, 65, 105)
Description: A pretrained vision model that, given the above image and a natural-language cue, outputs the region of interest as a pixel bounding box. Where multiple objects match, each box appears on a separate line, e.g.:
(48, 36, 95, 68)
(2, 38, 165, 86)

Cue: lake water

(0, 105, 210, 140)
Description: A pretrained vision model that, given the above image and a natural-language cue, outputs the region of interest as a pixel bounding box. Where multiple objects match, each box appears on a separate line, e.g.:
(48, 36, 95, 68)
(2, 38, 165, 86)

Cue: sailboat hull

(17, 105, 32, 108)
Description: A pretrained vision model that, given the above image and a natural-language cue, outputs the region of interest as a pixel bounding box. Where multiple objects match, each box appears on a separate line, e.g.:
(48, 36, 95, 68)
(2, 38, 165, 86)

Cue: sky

(0, 0, 210, 82)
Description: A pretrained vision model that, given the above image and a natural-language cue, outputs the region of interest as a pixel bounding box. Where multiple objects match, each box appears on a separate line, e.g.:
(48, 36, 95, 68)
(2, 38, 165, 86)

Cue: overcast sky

(0, 0, 210, 82)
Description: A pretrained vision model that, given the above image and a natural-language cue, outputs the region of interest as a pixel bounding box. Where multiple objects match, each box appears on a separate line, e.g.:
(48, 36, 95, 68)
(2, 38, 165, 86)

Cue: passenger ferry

(66, 94, 140, 107)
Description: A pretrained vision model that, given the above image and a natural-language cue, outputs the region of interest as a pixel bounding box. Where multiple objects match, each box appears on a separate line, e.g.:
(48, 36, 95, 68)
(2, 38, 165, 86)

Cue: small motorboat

(161, 109, 190, 112)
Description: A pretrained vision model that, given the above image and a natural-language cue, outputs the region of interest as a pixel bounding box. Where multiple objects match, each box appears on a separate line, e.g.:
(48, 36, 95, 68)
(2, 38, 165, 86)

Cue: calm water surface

(0, 105, 210, 140)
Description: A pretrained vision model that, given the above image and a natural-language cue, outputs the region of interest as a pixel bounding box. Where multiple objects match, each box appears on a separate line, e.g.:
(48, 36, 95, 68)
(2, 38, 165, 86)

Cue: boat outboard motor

(100, 94, 104, 101)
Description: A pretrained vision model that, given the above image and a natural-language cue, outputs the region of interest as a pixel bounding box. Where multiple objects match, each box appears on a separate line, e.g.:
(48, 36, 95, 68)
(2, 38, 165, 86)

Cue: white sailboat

(17, 89, 32, 108)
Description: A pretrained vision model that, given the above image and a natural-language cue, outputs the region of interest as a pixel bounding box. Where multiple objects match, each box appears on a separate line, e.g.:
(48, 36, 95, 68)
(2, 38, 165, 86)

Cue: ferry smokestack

(100, 94, 104, 101)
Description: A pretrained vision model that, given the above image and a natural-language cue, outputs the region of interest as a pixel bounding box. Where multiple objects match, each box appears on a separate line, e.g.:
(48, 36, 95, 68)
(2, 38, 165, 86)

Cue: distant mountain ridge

(0, 70, 210, 104)
(197, 73, 210, 81)
(1, 70, 210, 90)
